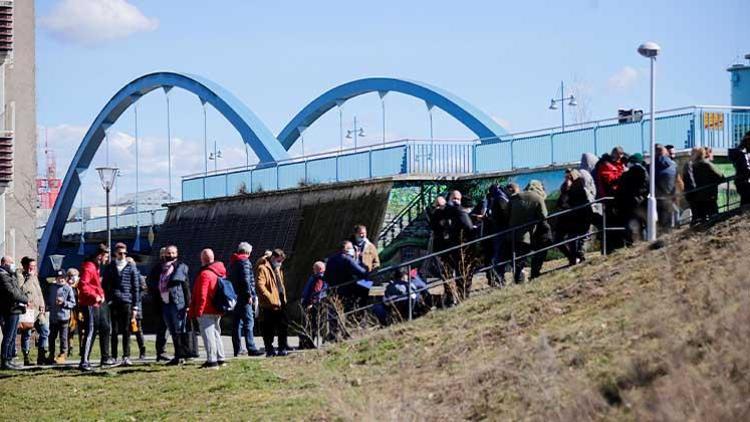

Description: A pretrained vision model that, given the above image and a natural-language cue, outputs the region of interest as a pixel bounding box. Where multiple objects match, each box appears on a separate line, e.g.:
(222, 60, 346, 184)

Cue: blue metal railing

(182, 105, 750, 201)
(36, 208, 168, 239)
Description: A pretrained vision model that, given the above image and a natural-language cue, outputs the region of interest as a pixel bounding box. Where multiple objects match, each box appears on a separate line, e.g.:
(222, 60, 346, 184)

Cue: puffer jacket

(0, 266, 28, 315)
(255, 257, 287, 310)
(188, 260, 226, 318)
(229, 252, 256, 303)
(102, 259, 142, 309)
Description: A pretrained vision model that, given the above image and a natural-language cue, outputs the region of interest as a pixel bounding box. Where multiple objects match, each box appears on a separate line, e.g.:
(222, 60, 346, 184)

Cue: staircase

(377, 183, 441, 250)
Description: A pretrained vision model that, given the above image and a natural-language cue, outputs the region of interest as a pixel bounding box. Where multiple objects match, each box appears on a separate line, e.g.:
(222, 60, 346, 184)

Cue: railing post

(276, 164, 280, 190)
(511, 233, 517, 281)
(699, 108, 705, 147)
(335, 155, 340, 182)
(593, 123, 599, 156)
(368, 149, 373, 178)
(550, 133, 555, 165)
(249, 168, 254, 193)
(407, 264, 413, 321)
(602, 201, 608, 256)
(510, 138, 515, 170)
(472, 143, 477, 174)
(640, 119, 646, 154)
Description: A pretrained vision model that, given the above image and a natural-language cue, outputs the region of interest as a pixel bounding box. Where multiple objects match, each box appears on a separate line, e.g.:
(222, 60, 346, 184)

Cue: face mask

(451, 200, 461, 207)
(345, 248, 355, 257)
(271, 261, 281, 269)
(354, 235, 364, 243)
(7, 264, 16, 273)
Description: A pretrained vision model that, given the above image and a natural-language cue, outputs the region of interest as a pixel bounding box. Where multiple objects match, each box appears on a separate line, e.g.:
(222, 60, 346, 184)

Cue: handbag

(18, 307, 36, 330)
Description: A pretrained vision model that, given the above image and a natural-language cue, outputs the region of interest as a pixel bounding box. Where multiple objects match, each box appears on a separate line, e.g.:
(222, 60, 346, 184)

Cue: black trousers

(261, 306, 288, 352)
(110, 302, 132, 359)
(152, 302, 167, 356)
(80, 305, 111, 365)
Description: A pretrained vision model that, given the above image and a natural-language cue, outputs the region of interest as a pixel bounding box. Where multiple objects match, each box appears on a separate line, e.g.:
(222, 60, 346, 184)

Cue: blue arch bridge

(38, 71, 750, 276)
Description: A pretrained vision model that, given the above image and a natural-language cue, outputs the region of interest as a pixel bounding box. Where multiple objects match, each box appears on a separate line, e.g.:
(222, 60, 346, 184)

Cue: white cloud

(40, 0, 158, 46)
(607, 66, 639, 91)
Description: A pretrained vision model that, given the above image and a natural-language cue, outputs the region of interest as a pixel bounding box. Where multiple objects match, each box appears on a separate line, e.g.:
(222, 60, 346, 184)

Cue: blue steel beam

(277, 77, 508, 150)
(39, 71, 289, 276)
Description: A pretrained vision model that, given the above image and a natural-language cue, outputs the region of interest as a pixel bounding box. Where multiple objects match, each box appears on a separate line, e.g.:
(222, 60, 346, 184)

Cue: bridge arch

(277, 77, 508, 150)
(39, 71, 290, 275)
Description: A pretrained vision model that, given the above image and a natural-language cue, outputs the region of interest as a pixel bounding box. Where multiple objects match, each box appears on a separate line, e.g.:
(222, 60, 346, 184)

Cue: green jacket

(691, 159, 724, 202)
(509, 190, 548, 245)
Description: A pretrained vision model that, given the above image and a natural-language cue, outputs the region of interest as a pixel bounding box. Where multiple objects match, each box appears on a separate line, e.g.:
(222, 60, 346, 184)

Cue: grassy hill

(2, 214, 749, 421)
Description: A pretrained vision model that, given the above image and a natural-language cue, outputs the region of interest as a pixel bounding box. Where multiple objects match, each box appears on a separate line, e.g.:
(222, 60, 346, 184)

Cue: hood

(656, 155, 676, 172)
(203, 261, 226, 277)
(580, 153, 598, 172)
(230, 252, 250, 265)
(525, 180, 547, 199)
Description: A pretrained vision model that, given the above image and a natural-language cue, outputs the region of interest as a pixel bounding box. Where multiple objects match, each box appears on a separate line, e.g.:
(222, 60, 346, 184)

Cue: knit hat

(629, 153, 644, 164)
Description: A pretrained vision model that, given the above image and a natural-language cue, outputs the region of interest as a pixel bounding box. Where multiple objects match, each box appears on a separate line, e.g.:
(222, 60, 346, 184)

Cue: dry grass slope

(286, 214, 750, 421)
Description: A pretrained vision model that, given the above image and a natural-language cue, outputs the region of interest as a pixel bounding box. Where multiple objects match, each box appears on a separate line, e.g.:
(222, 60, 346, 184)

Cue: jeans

(198, 314, 225, 363)
(20, 318, 50, 353)
(1, 313, 20, 362)
(261, 307, 288, 353)
(48, 320, 70, 358)
(231, 302, 258, 355)
(80, 305, 111, 365)
(163, 302, 188, 358)
(109, 302, 132, 359)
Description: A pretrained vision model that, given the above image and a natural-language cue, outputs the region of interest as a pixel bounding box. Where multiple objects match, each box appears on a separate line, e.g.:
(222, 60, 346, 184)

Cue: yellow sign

(703, 112, 724, 130)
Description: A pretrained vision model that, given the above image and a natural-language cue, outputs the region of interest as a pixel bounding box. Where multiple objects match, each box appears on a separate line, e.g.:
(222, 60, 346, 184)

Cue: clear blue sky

(35, 0, 748, 203)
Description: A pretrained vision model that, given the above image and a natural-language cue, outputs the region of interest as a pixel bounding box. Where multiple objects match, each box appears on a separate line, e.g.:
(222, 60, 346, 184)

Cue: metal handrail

(377, 183, 440, 247)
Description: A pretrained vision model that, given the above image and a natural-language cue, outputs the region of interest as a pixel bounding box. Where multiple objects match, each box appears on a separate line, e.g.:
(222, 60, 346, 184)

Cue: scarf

(159, 261, 175, 304)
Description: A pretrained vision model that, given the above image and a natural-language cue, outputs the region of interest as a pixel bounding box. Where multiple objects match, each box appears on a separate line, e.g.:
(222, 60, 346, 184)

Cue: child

(47, 270, 76, 364)
(66, 268, 81, 357)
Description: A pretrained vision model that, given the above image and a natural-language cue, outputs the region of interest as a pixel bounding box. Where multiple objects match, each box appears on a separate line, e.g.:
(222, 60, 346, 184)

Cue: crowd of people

(1, 132, 749, 371)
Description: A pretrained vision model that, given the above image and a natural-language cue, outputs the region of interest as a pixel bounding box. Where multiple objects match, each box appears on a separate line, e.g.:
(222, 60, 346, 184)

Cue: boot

(54, 353, 67, 365)
(23, 351, 31, 366)
(37, 348, 47, 365)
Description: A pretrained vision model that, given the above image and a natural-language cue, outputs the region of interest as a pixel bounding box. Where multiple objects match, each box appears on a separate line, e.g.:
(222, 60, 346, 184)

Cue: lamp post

(548, 81, 578, 131)
(346, 116, 366, 151)
(49, 254, 65, 273)
(96, 166, 119, 260)
(638, 41, 661, 242)
(208, 140, 222, 172)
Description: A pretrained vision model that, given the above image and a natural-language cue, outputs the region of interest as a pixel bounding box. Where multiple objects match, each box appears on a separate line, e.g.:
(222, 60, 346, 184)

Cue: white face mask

(7, 264, 16, 273)
(271, 260, 281, 269)
(345, 248, 355, 257)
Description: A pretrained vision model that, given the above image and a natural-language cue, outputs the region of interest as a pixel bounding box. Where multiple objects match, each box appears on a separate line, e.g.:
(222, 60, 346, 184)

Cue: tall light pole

(96, 166, 119, 260)
(346, 116, 366, 151)
(548, 81, 577, 131)
(638, 41, 661, 242)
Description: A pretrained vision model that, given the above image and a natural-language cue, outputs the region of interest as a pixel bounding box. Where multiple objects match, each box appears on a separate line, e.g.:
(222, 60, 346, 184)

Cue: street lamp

(49, 254, 65, 272)
(548, 81, 577, 131)
(96, 166, 119, 259)
(638, 41, 661, 242)
(345, 116, 366, 151)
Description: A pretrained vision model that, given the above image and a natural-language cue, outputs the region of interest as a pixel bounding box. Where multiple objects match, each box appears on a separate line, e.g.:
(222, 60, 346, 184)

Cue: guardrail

(36, 208, 168, 238)
(182, 105, 750, 201)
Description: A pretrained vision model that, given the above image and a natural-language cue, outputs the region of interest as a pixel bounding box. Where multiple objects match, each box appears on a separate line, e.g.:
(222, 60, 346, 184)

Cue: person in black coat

(431, 190, 475, 303)
(229, 242, 262, 357)
(102, 243, 141, 366)
(156, 245, 191, 365)
(0, 256, 28, 369)
(146, 248, 169, 361)
(729, 131, 750, 207)
(615, 154, 650, 247)
(555, 169, 593, 265)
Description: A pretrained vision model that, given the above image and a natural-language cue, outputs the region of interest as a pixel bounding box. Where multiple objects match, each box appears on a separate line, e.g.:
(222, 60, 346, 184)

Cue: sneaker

(78, 363, 93, 372)
(156, 354, 171, 362)
(100, 358, 116, 367)
(121, 357, 133, 367)
(1, 360, 20, 370)
(200, 361, 219, 369)
(248, 349, 264, 357)
(165, 358, 185, 366)
(217, 360, 227, 367)
(276, 349, 289, 357)
(265, 349, 276, 358)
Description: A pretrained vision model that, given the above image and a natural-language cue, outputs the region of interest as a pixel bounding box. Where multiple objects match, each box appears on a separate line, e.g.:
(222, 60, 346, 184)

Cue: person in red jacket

(189, 248, 227, 369)
(77, 244, 113, 371)
(594, 146, 627, 199)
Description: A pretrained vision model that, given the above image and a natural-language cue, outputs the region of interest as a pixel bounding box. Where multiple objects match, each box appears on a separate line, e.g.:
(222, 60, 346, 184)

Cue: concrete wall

(2, 1, 36, 259)
(154, 179, 393, 313)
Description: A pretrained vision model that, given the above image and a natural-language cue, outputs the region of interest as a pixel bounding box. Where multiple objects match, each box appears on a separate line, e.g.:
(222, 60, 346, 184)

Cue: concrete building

(0, 1, 36, 259)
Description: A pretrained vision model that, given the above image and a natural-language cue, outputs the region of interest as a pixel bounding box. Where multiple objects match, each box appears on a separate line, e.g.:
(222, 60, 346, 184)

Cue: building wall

(2, 1, 36, 259)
